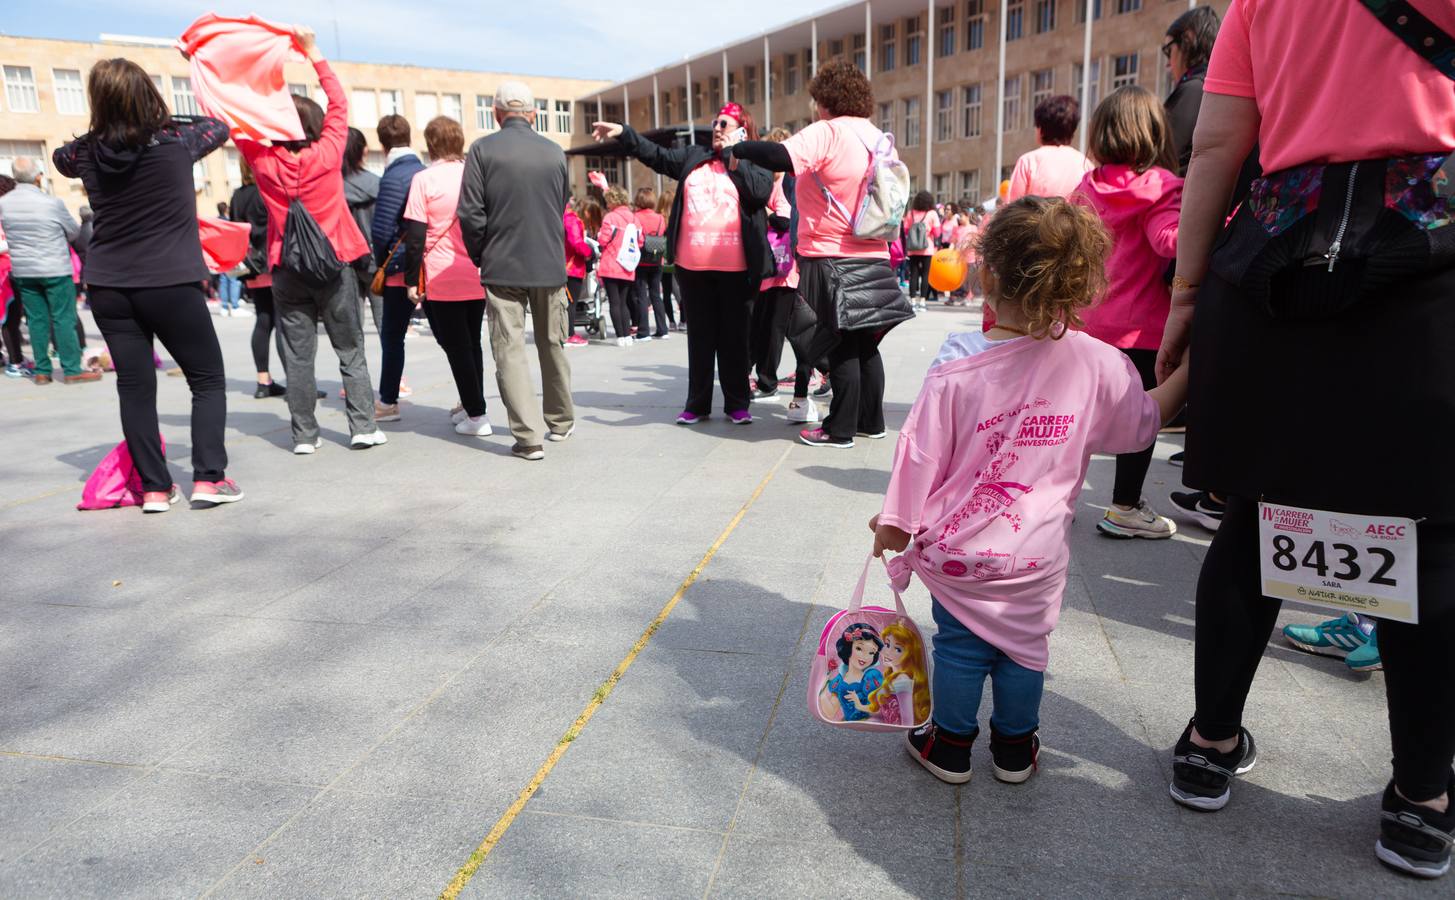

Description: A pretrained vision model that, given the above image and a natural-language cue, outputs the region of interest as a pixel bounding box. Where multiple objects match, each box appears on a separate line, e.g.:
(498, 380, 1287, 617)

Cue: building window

(287, 83, 309, 98)
(1035, 0, 1056, 33)
(379, 90, 403, 117)
(364, 150, 385, 175)
(442, 94, 463, 123)
(150, 74, 164, 93)
(853, 33, 867, 72)
(3, 66, 38, 113)
(935, 89, 954, 142)
(50, 69, 86, 116)
(937, 6, 957, 57)
(709, 75, 721, 110)
(476, 95, 496, 130)
(804, 48, 814, 78)
(1112, 53, 1139, 88)
(1031, 69, 1054, 110)
(728, 72, 738, 103)
(352, 89, 378, 128)
(1006, 0, 1025, 41)
(906, 16, 923, 66)
(830, 39, 845, 59)
(1116, 0, 1141, 12)
(880, 24, 897, 72)
(744, 66, 758, 104)
(878, 101, 894, 135)
(170, 75, 200, 116)
(0, 140, 45, 177)
(417, 92, 439, 124)
(1073, 60, 1103, 111)
(694, 81, 704, 113)
(661, 91, 674, 123)
(784, 55, 798, 96)
(534, 98, 550, 133)
(959, 169, 981, 204)
(583, 155, 623, 188)
(933, 173, 950, 204)
(554, 100, 571, 134)
(191, 160, 209, 194)
(1075, 0, 1104, 23)
(961, 83, 983, 138)
(224, 147, 242, 190)
(966, 0, 986, 50)
(1002, 74, 1023, 131)
(903, 97, 922, 148)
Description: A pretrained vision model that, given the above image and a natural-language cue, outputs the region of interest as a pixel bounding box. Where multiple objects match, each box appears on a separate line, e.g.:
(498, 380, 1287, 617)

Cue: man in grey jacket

(458, 81, 574, 460)
(0, 158, 95, 384)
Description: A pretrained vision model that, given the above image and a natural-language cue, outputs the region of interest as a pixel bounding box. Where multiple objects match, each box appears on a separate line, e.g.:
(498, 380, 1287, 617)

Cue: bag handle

(847, 553, 909, 618)
(1360, 1, 1455, 81)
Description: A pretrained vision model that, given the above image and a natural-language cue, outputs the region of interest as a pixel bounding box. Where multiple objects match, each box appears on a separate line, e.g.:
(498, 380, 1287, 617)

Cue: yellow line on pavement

(440, 445, 792, 900)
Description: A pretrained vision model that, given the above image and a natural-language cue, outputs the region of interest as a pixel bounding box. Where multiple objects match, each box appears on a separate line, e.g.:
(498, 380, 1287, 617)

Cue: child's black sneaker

(990, 726, 1040, 784)
(1376, 775, 1454, 879)
(1169, 719, 1257, 811)
(905, 722, 976, 784)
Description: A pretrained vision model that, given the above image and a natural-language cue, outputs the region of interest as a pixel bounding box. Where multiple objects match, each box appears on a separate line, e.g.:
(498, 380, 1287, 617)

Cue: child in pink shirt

(872, 196, 1188, 786)
(596, 188, 638, 345)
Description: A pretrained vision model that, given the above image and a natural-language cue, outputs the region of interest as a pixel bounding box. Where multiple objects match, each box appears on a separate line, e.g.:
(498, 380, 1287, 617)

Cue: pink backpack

(809, 555, 932, 732)
(77, 438, 164, 510)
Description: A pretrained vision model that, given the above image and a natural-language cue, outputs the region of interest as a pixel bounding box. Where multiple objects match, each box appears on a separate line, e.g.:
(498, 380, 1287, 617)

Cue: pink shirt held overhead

(879, 330, 1161, 671)
(676, 161, 747, 272)
(1006, 145, 1093, 202)
(783, 117, 894, 259)
(402, 159, 481, 301)
(1207, 0, 1455, 173)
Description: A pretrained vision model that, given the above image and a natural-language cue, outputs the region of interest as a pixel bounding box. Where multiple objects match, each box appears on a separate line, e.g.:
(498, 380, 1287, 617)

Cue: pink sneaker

(191, 479, 245, 506)
(141, 485, 181, 513)
(565, 335, 589, 347)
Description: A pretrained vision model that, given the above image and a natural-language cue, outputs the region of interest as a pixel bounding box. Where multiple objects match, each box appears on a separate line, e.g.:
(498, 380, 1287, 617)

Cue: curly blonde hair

(976, 196, 1111, 339)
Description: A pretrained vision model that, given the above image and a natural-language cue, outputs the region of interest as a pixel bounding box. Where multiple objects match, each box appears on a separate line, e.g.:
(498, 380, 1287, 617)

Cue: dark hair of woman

(343, 127, 368, 175)
(87, 58, 171, 149)
(912, 190, 935, 213)
(276, 94, 325, 153)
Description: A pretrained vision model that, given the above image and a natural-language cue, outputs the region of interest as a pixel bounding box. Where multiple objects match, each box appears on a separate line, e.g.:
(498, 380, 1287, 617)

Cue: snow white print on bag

(809, 555, 931, 732)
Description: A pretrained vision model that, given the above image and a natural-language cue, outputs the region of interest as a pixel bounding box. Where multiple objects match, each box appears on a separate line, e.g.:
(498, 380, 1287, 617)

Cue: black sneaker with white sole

(905, 722, 977, 784)
(990, 727, 1040, 784)
(1169, 490, 1225, 531)
(1376, 776, 1455, 879)
(1168, 450, 1185, 467)
(1169, 720, 1257, 811)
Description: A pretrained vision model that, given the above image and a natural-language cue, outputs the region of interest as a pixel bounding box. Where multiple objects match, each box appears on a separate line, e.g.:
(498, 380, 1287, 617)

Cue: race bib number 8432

(1257, 502, 1418, 624)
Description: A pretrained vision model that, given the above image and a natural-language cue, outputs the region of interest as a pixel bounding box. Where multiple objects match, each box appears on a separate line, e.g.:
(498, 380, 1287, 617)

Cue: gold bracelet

(1172, 275, 1200, 292)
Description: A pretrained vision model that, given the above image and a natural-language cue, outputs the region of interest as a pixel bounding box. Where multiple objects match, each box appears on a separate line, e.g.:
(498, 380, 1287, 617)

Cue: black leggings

(823, 328, 886, 441)
(603, 277, 634, 339)
(1, 297, 23, 366)
(426, 299, 487, 418)
(249, 285, 281, 374)
(907, 255, 931, 299)
(90, 283, 227, 492)
(566, 276, 583, 338)
(1113, 348, 1158, 507)
(1194, 496, 1455, 802)
(675, 267, 754, 415)
(634, 266, 668, 337)
(662, 270, 680, 325)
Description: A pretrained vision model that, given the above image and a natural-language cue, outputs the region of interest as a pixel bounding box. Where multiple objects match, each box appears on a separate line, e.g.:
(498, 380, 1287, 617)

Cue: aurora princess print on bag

(808, 556, 931, 732)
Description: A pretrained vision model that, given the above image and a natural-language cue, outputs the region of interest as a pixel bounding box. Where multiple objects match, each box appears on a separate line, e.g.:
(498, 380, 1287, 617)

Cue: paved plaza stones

(0, 307, 1444, 898)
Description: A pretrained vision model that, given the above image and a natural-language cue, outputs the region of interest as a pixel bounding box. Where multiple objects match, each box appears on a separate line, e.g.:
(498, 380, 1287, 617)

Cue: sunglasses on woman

(712, 118, 735, 129)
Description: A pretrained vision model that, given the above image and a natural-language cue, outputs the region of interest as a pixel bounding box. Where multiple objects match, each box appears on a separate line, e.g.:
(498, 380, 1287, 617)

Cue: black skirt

(1184, 262, 1455, 520)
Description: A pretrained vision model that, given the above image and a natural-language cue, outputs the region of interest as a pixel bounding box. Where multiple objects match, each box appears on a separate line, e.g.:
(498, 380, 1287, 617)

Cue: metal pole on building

(925, 0, 933, 186)
(1080, 0, 1093, 154)
(652, 73, 662, 193)
(865, 2, 873, 79)
(686, 60, 694, 137)
(623, 85, 633, 192)
(995, 0, 1007, 185)
(763, 37, 772, 127)
(722, 51, 729, 105)
(811, 20, 819, 76)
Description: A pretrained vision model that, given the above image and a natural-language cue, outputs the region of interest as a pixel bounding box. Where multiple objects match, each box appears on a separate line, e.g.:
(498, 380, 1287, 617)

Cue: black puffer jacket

(614, 125, 775, 286)
(795, 256, 914, 360)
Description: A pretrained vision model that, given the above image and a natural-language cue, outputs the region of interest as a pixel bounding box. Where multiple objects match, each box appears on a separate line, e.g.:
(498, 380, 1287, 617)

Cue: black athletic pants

(634, 266, 668, 337)
(907, 255, 931, 299)
(822, 329, 886, 441)
(90, 283, 227, 492)
(1113, 348, 1158, 507)
(248, 285, 282, 375)
(603, 277, 633, 339)
(425, 299, 487, 418)
(674, 267, 754, 416)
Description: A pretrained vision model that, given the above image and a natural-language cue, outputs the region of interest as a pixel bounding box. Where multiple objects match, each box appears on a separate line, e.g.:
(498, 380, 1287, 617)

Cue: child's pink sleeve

(879, 386, 946, 534)
(1090, 352, 1162, 455)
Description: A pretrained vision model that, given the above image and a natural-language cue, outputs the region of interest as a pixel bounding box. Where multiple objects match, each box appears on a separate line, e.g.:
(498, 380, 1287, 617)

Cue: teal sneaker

(1282, 613, 1368, 659)
(1345, 626, 1382, 672)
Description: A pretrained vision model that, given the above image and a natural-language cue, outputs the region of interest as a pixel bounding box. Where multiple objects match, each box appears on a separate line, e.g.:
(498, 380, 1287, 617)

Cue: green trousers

(13, 275, 81, 377)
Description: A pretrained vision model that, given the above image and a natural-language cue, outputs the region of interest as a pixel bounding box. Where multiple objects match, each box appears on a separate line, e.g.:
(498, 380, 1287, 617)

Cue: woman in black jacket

(53, 57, 241, 512)
(591, 105, 774, 425)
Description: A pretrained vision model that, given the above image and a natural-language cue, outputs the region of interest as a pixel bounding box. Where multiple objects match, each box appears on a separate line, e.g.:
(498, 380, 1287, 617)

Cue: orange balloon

(928, 248, 967, 293)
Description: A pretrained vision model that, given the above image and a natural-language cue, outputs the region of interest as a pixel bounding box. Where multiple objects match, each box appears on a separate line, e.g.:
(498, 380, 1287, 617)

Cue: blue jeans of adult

(377, 284, 414, 405)
(217, 274, 242, 311)
(930, 599, 1043, 737)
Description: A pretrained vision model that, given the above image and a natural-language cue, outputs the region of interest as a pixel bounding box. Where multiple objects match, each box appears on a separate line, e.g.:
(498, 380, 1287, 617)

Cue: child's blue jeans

(931, 599, 1044, 737)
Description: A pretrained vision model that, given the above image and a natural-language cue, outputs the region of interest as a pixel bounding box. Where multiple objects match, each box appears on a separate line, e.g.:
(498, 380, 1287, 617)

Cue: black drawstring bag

(279, 197, 344, 287)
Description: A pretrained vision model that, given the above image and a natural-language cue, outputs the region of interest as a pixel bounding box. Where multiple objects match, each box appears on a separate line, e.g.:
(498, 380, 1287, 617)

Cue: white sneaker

(350, 430, 388, 449)
(616, 336, 632, 348)
(1097, 498, 1177, 539)
(293, 438, 322, 455)
(450, 405, 469, 424)
(547, 424, 575, 442)
(455, 415, 493, 436)
(786, 397, 820, 424)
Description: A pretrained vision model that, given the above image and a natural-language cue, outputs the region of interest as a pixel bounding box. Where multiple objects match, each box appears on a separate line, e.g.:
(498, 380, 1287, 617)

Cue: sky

(2, 0, 834, 82)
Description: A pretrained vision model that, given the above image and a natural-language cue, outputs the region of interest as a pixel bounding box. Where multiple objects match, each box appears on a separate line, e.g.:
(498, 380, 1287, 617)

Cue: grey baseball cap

(494, 81, 534, 111)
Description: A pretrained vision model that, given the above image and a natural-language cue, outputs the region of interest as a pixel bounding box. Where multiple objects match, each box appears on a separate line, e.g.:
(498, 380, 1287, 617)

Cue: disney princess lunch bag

(808, 555, 932, 732)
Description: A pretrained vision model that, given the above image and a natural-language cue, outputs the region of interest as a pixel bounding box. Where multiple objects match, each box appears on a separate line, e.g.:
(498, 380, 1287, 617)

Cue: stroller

(571, 237, 607, 338)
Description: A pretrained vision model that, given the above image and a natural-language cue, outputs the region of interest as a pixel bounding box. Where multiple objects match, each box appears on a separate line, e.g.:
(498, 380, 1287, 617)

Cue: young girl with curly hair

(870, 196, 1189, 786)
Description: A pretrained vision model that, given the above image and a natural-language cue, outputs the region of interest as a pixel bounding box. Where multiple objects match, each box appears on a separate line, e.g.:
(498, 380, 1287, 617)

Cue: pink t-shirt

(1207, 0, 1455, 174)
(676, 160, 747, 272)
(784, 117, 893, 259)
(1006, 145, 1093, 202)
(403, 160, 481, 302)
(903, 209, 941, 256)
(761, 176, 799, 291)
(879, 329, 1161, 671)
